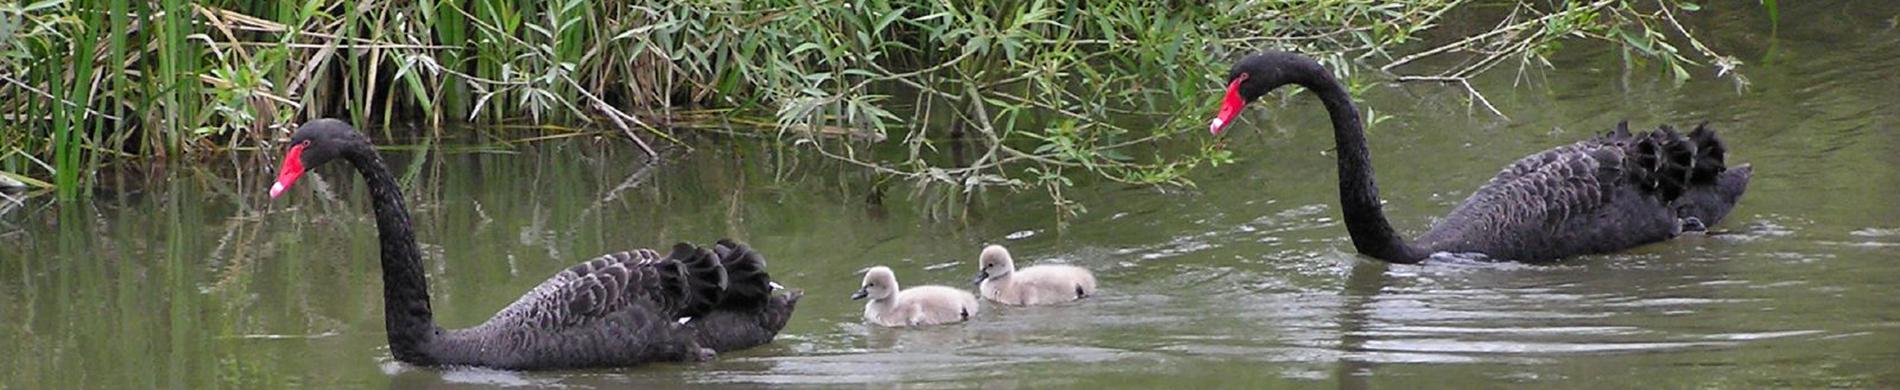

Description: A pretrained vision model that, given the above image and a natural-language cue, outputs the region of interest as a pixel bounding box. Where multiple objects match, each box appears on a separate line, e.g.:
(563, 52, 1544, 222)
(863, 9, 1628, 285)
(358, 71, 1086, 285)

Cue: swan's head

(1210, 51, 1331, 135)
(852, 266, 899, 301)
(971, 245, 1016, 285)
(271, 119, 369, 199)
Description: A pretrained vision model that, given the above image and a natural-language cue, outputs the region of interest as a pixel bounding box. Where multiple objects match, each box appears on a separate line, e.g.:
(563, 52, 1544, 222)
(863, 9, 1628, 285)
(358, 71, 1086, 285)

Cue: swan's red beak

(270, 142, 308, 199)
(1209, 73, 1249, 136)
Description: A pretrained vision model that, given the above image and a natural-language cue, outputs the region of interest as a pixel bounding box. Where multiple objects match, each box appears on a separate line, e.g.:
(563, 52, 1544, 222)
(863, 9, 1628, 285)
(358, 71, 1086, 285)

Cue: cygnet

(852, 266, 980, 327)
(972, 245, 1096, 306)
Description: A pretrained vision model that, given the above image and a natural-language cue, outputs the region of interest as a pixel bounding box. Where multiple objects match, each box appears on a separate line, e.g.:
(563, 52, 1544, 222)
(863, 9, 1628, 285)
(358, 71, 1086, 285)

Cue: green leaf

(1617, 28, 1653, 54)
(914, 11, 952, 22)
(0, 170, 53, 189)
(789, 42, 823, 56)
(22, 0, 64, 12)
(876, 7, 909, 32)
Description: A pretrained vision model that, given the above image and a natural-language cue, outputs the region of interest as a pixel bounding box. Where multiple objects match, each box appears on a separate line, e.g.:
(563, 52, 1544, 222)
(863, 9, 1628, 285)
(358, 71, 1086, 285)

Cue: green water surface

(4, 2, 1899, 388)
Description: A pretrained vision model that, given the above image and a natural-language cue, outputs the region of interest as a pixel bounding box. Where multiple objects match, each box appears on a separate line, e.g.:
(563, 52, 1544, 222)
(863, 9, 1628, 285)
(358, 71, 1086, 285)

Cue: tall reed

(0, 0, 1745, 209)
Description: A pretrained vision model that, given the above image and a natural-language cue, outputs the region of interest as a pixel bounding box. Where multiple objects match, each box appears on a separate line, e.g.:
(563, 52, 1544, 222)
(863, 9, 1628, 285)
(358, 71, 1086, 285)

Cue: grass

(0, 0, 1753, 214)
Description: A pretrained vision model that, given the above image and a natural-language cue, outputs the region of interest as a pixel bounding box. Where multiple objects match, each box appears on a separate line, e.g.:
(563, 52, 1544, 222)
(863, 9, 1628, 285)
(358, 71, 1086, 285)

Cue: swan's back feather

(486, 250, 659, 331)
(1416, 122, 1747, 261)
(425, 240, 804, 369)
(427, 243, 746, 369)
(472, 247, 727, 333)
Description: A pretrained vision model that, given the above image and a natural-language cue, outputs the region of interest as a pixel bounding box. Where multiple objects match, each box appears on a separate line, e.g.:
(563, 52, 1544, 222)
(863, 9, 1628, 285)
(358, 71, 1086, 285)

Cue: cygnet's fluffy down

(972, 245, 1096, 306)
(851, 266, 980, 327)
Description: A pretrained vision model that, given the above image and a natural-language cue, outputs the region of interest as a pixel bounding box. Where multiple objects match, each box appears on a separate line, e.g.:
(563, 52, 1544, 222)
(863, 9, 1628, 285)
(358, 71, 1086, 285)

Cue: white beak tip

(269, 182, 286, 198)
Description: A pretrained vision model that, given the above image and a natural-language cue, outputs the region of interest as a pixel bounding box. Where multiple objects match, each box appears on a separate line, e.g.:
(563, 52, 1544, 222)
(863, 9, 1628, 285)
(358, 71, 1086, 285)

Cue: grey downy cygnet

(972, 245, 1096, 306)
(852, 266, 981, 327)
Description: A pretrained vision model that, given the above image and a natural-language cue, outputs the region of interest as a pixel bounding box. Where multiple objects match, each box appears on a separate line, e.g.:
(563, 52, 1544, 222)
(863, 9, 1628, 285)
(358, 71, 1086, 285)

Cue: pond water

(5, 2, 1899, 388)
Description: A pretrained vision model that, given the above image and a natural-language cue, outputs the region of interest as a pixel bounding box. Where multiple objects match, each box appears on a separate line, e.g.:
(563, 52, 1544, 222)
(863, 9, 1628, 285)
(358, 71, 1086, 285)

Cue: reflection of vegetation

(0, 0, 1749, 212)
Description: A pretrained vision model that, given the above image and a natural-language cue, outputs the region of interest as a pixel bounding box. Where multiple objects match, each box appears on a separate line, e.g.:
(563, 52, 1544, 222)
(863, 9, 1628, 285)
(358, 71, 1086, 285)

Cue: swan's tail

(710, 239, 775, 308)
(663, 243, 729, 317)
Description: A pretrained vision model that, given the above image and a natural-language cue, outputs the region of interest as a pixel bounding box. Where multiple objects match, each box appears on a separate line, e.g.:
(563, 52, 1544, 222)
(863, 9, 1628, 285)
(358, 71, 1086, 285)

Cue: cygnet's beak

(849, 287, 869, 300)
(971, 271, 990, 286)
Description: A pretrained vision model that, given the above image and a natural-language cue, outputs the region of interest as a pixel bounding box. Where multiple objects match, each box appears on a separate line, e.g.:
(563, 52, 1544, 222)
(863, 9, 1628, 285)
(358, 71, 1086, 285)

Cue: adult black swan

(1208, 51, 1752, 263)
(267, 119, 800, 369)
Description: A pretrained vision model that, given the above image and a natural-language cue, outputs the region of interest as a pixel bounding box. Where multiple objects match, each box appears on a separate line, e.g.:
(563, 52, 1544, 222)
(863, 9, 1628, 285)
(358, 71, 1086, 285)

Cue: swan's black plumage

(1210, 52, 1752, 263)
(271, 119, 800, 369)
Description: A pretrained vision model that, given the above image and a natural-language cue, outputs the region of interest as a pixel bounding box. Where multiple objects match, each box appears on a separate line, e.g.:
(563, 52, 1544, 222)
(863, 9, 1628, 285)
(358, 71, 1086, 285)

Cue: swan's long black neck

(1299, 72, 1429, 263)
(344, 146, 440, 362)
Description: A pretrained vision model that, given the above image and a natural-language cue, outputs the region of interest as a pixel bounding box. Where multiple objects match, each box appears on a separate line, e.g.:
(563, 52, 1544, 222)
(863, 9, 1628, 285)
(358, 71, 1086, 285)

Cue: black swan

(267, 118, 800, 369)
(1208, 51, 1752, 263)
